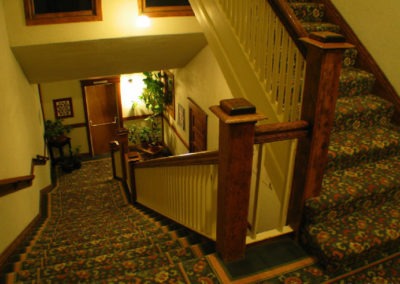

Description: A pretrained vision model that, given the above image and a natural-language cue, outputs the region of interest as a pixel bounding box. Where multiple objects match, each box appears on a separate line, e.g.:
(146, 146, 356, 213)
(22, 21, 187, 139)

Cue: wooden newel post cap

(210, 98, 267, 124)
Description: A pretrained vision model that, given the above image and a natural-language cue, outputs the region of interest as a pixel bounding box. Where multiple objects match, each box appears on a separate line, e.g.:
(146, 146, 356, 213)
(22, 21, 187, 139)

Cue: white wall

(0, 0, 51, 254)
(332, 0, 400, 94)
(167, 46, 234, 154)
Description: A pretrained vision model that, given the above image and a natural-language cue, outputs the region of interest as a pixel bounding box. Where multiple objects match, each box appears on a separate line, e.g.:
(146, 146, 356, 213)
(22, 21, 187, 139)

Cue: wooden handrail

(134, 150, 219, 169)
(0, 155, 49, 197)
(255, 120, 309, 144)
(268, 0, 308, 56)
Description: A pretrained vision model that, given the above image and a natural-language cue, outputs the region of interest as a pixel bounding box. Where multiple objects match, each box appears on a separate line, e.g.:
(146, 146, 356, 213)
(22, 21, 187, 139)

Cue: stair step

(9, 246, 200, 282)
(289, 3, 325, 23)
(339, 67, 375, 97)
(302, 198, 400, 273)
(305, 155, 400, 225)
(333, 95, 394, 132)
(302, 22, 341, 34)
(327, 125, 400, 171)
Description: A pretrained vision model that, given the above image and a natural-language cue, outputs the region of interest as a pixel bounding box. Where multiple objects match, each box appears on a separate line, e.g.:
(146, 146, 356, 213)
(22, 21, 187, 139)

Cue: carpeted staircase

(0, 160, 218, 283)
(288, 0, 400, 274)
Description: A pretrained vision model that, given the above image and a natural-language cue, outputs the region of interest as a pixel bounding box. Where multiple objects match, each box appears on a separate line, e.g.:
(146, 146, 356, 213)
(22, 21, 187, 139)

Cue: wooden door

(189, 98, 207, 152)
(84, 82, 119, 156)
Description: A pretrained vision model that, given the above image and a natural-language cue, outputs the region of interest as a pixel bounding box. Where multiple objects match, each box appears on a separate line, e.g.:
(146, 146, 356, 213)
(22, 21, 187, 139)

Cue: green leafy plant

(140, 71, 172, 117)
(44, 119, 70, 141)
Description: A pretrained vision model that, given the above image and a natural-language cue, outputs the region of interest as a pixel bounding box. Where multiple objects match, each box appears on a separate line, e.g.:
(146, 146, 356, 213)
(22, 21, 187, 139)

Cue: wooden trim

(24, 0, 102, 25)
(0, 175, 35, 198)
(255, 120, 310, 144)
(288, 40, 347, 231)
(0, 215, 40, 271)
(134, 150, 219, 168)
(138, 0, 194, 17)
(321, 0, 400, 124)
(0, 183, 53, 271)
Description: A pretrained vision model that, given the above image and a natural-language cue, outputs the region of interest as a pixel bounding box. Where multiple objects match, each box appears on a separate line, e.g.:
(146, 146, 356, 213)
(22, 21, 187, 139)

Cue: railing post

(288, 32, 354, 229)
(116, 128, 129, 179)
(210, 98, 266, 262)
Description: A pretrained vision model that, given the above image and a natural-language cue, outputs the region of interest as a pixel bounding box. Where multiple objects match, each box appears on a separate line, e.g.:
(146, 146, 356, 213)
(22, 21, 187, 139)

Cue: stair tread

(301, 22, 341, 33)
(305, 155, 400, 224)
(327, 125, 400, 171)
(339, 67, 376, 97)
(303, 198, 400, 271)
(18, 242, 197, 274)
(334, 94, 394, 132)
(8, 256, 217, 283)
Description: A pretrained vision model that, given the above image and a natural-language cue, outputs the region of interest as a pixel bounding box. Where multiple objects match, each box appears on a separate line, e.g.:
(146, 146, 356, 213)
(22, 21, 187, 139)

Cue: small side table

(48, 136, 72, 166)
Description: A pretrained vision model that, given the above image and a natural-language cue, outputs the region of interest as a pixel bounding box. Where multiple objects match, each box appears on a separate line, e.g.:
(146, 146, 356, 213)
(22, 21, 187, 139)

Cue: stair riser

(305, 187, 400, 225)
(290, 3, 325, 22)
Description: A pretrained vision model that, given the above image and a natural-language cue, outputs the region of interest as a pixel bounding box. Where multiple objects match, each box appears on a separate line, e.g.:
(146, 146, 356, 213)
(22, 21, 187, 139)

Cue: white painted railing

(189, 0, 306, 241)
(134, 163, 218, 240)
(218, 0, 306, 122)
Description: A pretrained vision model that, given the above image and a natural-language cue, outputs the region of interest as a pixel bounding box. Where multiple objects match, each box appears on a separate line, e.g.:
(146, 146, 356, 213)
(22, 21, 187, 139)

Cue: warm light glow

(120, 74, 148, 117)
(136, 15, 151, 28)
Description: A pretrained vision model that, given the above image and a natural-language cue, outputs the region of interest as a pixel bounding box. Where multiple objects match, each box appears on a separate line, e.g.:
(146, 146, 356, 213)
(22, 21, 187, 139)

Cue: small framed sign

(53, 97, 74, 119)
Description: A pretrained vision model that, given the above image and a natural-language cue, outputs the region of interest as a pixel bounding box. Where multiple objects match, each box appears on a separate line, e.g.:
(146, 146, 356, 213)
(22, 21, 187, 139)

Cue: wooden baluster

(288, 32, 354, 231)
(210, 98, 266, 262)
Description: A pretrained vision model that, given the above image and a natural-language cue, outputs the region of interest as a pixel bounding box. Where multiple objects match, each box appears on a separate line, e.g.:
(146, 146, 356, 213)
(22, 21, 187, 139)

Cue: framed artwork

(138, 0, 193, 17)
(53, 97, 74, 119)
(23, 0, 102, 25)
(177, 103, 185, 130)
(162, 70, 175, 119)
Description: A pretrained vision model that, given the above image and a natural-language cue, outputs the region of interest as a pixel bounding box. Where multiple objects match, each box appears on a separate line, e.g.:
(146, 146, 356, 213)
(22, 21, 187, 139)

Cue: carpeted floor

(1, 158, 399, 283)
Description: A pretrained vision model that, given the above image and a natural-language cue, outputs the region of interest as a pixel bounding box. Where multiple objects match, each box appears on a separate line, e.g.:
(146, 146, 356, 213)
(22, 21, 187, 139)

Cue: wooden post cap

(220, 98, 256, 115)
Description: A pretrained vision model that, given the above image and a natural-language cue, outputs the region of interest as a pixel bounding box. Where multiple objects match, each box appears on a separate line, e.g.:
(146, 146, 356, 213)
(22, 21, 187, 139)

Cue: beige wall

(0, 1, 51, 254)
(332, 0, 400, 94)
(3, 0, 203, 47)
(166, 46, 234, 154)
(40, 81, 89, 154)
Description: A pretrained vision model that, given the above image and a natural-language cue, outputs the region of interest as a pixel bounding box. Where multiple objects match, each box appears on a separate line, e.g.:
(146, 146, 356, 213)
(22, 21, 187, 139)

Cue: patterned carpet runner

(288, 0, 400, 274)
(0, 162, 399, 282)
(1, 160, 219, 283)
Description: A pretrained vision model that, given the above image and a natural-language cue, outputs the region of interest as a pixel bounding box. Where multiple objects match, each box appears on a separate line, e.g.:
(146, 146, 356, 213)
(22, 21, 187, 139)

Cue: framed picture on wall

(138, 0, 193, 17)
(53, 97, 74, 119)
(162, 70, 175, 119)
(23, 0, 102, 25)
(177, 103, 185, 130)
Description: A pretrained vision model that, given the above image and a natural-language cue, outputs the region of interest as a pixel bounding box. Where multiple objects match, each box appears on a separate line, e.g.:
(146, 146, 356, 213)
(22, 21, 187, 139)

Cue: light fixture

(136, 15, 151, 28)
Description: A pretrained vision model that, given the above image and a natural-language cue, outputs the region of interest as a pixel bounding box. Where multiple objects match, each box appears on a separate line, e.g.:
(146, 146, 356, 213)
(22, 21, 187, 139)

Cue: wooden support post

(210, 98, 266, 262)
(288, 33, 354, 229)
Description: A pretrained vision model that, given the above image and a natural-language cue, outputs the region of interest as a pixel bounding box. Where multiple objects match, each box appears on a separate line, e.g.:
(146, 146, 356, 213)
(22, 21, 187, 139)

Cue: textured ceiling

(12, 33, 207, 83)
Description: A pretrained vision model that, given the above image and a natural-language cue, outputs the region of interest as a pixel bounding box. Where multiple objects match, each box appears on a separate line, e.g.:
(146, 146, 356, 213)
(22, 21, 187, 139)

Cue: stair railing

(189, 0, 356, 261)
(130, 151, 219, 240)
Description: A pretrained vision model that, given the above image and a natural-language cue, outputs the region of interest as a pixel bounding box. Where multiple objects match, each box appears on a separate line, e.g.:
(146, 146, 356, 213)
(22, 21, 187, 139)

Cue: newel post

(210, 98, 266, 262)
(116, 128, 129, 179)
(288, 32, 354, 229)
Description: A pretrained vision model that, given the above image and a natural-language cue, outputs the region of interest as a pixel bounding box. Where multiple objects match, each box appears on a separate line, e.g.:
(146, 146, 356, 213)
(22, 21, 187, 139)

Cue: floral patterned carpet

(289, 0, 400, 277)
(1, 158, 399, 283)
(2, 159, 219, 283)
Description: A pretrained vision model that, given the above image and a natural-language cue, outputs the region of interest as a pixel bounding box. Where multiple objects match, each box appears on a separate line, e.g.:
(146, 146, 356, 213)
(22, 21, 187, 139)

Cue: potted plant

(44, 119, 71, 142)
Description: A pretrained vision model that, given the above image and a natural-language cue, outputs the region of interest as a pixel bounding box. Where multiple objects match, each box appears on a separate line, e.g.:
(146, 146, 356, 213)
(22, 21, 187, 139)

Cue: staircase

(1, 160, 217, 283)
(288, 0, 400, 273)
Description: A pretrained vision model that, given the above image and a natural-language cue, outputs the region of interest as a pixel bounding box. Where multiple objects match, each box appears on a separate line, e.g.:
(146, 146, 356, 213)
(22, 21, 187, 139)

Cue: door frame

(81, 76, 122, 156)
